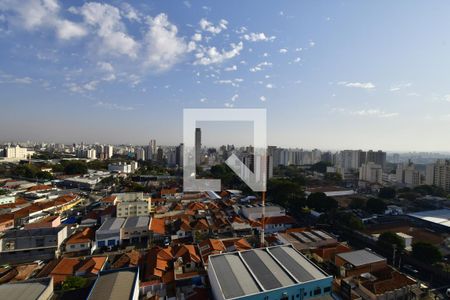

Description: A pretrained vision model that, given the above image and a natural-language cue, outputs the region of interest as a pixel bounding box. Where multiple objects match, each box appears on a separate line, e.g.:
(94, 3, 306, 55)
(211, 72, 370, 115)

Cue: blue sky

(1, 0, 450, 151)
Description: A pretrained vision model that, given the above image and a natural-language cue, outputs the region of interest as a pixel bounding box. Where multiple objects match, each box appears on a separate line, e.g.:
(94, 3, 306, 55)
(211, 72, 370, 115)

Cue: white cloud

(249, 61, 272, 72)
(333, 107, 398, 118)
(0, 0, 86, 40)
(309, 41, 315, 47)
(260, 96, 266, 102)
(338, 81, 375, 89)
(293, 57, 301, 63)
(0, 72, 33, 84)
(266, 83, 274, 89)
(97, 61, 115, 81)
(97, 61, 114, 73)
(225, 65, 237, 71)
(199, 97, 207, 103)
(231, 94, 239, 101)
(143, 13, 188, 71)
(224, 102, 234, 108)
(242, 32, 275, 42)
(279, 48, 288, 54)
(120, 2, 140, 22)
(183, 1, 191, 8)
(194, 42, 243, 65)
(192, 33, 202, 41)
(74, 2, 139, 58)
(199, 18, 228, 34)
(214, 78, 243, 87)
(236, 26, 247, 34)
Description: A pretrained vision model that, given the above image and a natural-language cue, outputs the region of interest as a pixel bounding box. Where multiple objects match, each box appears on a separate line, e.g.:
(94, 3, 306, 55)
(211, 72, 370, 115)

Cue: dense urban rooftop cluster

(0, 140, 449, 299)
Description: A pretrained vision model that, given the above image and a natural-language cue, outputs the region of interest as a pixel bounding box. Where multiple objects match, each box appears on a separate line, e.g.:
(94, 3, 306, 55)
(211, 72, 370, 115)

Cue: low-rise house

(160, 188, 178, 200)
(192, 219, 210, 240)
(24, 215, 60, 229)
(144, 244, 204, 284)
(0, 262, 43, 283)
(261, 215, 296, 233)
(87, 267, 140, 300)
(149, 217, 167, 242)
(0, 214, 14, 232)
(199, 239, 226, 265)
(96, 217, 125, 248)
(340, 266, 418, 300)
(312, 243, 352, 263)
(335, 249, 387, 277)
(120, 216, 150, 245)
(49, 256, 107, 286)
(0, 226, 68, 264)
(110, 250, 141, 270)
(65, 227, 95, 254)
(240, 203, 285, 220)
(221, 238, 252, 252)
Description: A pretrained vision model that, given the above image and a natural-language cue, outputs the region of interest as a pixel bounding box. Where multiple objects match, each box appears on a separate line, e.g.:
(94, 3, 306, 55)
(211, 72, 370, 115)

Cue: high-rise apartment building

(425, 160, 450, 192)
(359, 162, 383, 184)
(104, 145, 114, 159)
(195, 128, 201, 166)
(135, 148, 145, 161)
(396, 161, 421, 187)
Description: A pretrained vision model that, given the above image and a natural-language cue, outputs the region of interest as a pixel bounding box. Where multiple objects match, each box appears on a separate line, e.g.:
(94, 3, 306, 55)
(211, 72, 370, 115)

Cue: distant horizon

(2, 139, 450, 155)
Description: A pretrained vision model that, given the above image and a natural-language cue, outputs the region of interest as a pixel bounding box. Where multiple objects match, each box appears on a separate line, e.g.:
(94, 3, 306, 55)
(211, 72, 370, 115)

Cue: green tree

(366, 198, 387, 214)
(310, 161, 332, 173)
(412, 242, 442, 264)
(378, 187, 396, 199)
(63, 161, 88, 175)
(349, 197, 366, 210)
(377, 232, 405, 252)
(306, 192, 338, 212)
(36, 171, 53, 180)
(324, 172, 342, 183)
(267, 178, 306, 211)
(337, 212, 364, 230)
(61, 276, 87, 291)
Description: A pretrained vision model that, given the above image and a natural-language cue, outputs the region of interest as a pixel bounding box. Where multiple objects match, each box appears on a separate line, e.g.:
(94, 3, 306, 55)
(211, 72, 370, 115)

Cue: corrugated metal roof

(88, 269, 137, 300)
(209, 245, 328, 299)
(337, 249, 385, 267)
(268, 245, 326, 282)
(209, 254, 260, 299)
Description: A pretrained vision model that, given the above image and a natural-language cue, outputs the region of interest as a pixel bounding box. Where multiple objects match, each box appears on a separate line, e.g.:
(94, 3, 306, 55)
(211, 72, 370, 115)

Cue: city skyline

(2, 1, 450, 150)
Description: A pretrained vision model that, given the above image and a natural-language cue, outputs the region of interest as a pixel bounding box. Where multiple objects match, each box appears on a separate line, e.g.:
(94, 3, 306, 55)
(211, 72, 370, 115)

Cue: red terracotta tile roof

(199, 239, 225, 263)
(149, 218, 166, 235)
(26, 185, 53, 192)
(161, 188, 178, 196)
(193, 219, 209, 231)
(100, 195, 116, 203)
(262, 215, 296, 225)
(66, 227, 94, 245)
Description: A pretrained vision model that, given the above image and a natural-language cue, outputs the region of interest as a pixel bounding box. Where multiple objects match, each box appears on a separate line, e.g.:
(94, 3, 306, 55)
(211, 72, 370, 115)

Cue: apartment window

(314, 287, 321, 296)
(324, 287, 331, 293)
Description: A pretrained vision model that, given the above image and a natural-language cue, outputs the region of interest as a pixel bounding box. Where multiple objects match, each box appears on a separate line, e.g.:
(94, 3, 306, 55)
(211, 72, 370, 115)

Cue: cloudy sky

(1, 0, 450, 151)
